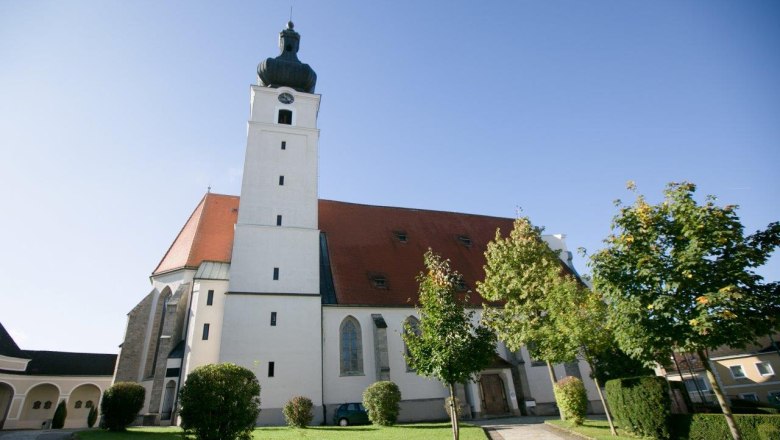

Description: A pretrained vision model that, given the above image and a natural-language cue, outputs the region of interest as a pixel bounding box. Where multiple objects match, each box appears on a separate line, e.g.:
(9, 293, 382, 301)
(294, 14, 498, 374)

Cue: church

(113, 22, 602, 426)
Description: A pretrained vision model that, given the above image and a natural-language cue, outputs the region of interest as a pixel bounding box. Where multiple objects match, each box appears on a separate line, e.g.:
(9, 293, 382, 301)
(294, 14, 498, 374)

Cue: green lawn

(546, 419, 652, 440)
(76, 423, 488, 440)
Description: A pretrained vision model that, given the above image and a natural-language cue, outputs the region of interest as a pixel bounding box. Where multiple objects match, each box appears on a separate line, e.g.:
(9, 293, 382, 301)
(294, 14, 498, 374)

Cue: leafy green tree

(179, 363, 261, 440)
(51, 399, 67, 429)
(100, 382, 145, 431)
(590, 181, 780, 440)
(589, 346, 652, 385)
(403, 250, 496, 440)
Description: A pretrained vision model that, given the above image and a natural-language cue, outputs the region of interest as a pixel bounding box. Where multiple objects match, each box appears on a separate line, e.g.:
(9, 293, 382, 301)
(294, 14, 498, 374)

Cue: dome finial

(257, 21, 317, 93)
(288, 6, 294, 29)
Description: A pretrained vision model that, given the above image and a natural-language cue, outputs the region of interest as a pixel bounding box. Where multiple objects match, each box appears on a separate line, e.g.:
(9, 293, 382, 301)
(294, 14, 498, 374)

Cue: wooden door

(480, 374, 509, 415)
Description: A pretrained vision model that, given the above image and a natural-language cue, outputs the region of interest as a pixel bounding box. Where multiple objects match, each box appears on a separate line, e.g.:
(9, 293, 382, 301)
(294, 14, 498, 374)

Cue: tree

(87, 406, 98, 428)
(100, 382, 145, 431)
(403, 250, 496, 440)
(590, 181, 780, 440)
(478, 216, 620, 434)
(179, 363, 261, 440)
(51, 399, 67, 429)
(362, 381, 401, 426)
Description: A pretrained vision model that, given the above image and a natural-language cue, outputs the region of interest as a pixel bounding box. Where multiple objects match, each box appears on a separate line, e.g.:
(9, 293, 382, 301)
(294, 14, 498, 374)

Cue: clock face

(278, 92, 294, 104)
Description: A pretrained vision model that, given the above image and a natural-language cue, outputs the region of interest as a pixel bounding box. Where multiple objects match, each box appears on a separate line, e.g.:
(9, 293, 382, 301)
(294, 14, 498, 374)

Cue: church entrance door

(480, 374, 509, 415)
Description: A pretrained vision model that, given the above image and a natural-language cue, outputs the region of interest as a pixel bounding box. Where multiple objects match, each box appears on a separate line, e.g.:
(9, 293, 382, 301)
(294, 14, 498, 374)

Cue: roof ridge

(319, 198, 516, 222)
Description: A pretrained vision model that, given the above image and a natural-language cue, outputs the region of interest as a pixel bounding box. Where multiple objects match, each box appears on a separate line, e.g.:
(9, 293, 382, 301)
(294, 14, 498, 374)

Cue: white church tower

(220, 21, 323, 424)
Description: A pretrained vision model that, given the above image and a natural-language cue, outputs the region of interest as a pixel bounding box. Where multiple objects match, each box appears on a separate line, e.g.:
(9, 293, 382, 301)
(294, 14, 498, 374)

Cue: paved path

(0, 430, 76, 440)
(471, 416, 581, 440)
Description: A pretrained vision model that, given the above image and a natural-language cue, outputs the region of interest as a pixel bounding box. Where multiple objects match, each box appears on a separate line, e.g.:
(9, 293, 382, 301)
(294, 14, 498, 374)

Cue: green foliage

(670, 414, 780, 440)
(52, 399, 67, 429)
(590, 346, 653, 384)
(362, 381, 402, 426)
(179, 363, 261, 440)
(404, 251, 496, 386)
(88, 406, 98, 428)
(605, 376, 671, 439)
(100, 382, 145, 431)
(590, 182, 780, 365)
(478, 217, 582, 363)
(282, 396, 314, 428)
(553, 377, 588, 426)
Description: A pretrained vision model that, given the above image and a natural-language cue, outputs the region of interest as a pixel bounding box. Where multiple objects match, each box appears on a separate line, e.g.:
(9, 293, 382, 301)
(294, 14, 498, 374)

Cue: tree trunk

(697, 349, 741, 440)
(546, 361, 564, 420)
(583, 349, 616, 436)
(448, 383, 459, 440)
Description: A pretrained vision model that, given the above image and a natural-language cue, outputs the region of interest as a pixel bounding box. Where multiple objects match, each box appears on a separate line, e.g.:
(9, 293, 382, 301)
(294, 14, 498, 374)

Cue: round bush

(179, 363, 261, 440)
(362, 381, 401, 426)
(554, 376, 588, 426)
(101, 382, 145, 431)
(283, 396, 314, 428)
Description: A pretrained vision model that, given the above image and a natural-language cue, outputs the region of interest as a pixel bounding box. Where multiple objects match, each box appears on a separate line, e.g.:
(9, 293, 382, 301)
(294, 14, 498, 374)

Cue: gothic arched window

(404, 316, 421, 372)
(339, 316, 363, 376)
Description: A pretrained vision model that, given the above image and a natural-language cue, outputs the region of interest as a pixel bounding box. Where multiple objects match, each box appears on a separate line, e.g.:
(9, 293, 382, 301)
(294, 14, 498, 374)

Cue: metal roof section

(195, 261, 231, 280)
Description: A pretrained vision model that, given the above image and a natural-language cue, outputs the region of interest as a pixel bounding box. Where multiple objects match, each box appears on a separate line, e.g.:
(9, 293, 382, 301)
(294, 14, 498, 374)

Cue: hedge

(671, 413, 780, 440)
(605, 375, 671, 439)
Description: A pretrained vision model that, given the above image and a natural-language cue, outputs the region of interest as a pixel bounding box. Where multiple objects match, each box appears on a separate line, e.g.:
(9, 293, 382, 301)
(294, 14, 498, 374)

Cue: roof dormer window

(370, 275, 388, 289)
(457, 235, 472, 247)
(393, 231, 408, 243)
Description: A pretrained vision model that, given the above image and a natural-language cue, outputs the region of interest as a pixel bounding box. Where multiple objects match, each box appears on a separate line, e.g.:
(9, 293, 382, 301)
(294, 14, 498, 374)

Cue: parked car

(333, 402, 369, 426)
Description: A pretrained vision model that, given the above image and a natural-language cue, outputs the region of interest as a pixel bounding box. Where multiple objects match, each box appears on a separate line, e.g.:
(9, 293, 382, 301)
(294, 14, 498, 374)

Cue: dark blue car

(333, 402, 369, 426)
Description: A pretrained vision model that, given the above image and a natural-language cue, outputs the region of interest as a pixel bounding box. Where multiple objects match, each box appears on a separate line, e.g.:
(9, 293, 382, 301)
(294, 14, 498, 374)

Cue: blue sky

(1, 1, 778, 354)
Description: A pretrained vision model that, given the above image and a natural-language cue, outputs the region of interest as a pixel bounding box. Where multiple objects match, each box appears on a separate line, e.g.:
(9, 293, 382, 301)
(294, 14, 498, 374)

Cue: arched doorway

(161, 380, 176, 421)
(0, 382, 13, 429)
(67, 384, 101, 428)
(480, 374, 509, 415)
(20, 383, 59, 428)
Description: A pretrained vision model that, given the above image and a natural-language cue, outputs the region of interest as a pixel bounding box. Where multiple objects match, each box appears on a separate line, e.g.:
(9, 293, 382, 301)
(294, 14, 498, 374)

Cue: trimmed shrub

(554, 376, 588, 426)
(362, 381, 402, 426)
(87, 406, 98, 428)
(100, 382, 145, 431)
(670, 413, 780, 440)
(52, 400, 67, 429)
(605, 376, 670, 439)
(179, 363, 261, 440)
(283, 396, 313, 428)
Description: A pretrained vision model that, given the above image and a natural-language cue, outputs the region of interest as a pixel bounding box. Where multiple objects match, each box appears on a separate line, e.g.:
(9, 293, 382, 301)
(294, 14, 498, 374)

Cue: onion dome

(257, 21, 317, 93)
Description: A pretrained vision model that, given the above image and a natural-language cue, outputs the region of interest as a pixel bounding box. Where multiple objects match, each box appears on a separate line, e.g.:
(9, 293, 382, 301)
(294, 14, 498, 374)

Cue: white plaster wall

(228, 227, 319, 294)
(219, 295, 322, 410)
(322, 307, 450, 406)
(182, 279, 229, 379)
(0, 374, 111, 430)
(249, 86, 320, 129)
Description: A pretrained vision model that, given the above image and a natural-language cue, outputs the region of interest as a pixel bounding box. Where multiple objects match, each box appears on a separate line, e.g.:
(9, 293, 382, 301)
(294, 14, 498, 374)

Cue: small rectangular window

(729, 365, 746, 379)
(739, 393, 758, 402)
(279, 175, 284, 186)
(281, 141, 286, 150)
(756, 362, 775, 377)
(206, 290, 214, 306)
(202, 323, 210, 340)
(278, 109, 292, 125)
(273, 267, 279, 280)
(276, 215, 282, 226)
(268, 361, 275, 377)
(271, 312, 277, 326)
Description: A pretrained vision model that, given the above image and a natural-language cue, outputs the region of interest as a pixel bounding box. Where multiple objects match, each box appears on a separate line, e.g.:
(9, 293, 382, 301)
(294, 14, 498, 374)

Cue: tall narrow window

(206, 290, 214, 306)
(268, 361, 275, 377)
(202, 323, 210, 340)
(276, 215, 283, 226)
(271, 312, 277, 326)
(278, 109, 292, 125)
(279, 175, 285, 186)
(339, 316, 363, 375)
(281, 141, 286, 150)
(273, 267, 279, 280)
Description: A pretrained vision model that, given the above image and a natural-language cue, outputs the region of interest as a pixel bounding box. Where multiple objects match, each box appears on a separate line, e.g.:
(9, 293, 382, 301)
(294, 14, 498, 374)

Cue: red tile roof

(153, 193, 239, 275)
(154, 195, 526, 306)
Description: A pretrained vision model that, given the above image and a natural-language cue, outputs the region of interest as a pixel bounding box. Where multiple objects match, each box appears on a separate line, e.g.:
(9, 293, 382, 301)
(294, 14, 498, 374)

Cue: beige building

(660, 335, 780, 406)
(0, 323, 116, 430)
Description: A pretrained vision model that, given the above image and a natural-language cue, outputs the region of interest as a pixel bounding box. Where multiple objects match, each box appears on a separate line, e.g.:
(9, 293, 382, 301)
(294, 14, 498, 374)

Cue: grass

(546, 419, 653, 440)
(76, 422, 488, 439)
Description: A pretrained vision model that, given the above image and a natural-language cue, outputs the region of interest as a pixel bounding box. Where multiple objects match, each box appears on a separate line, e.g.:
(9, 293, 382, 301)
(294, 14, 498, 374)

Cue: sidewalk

(471, 416, 581, 440)
(0, 430, 76, 440)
